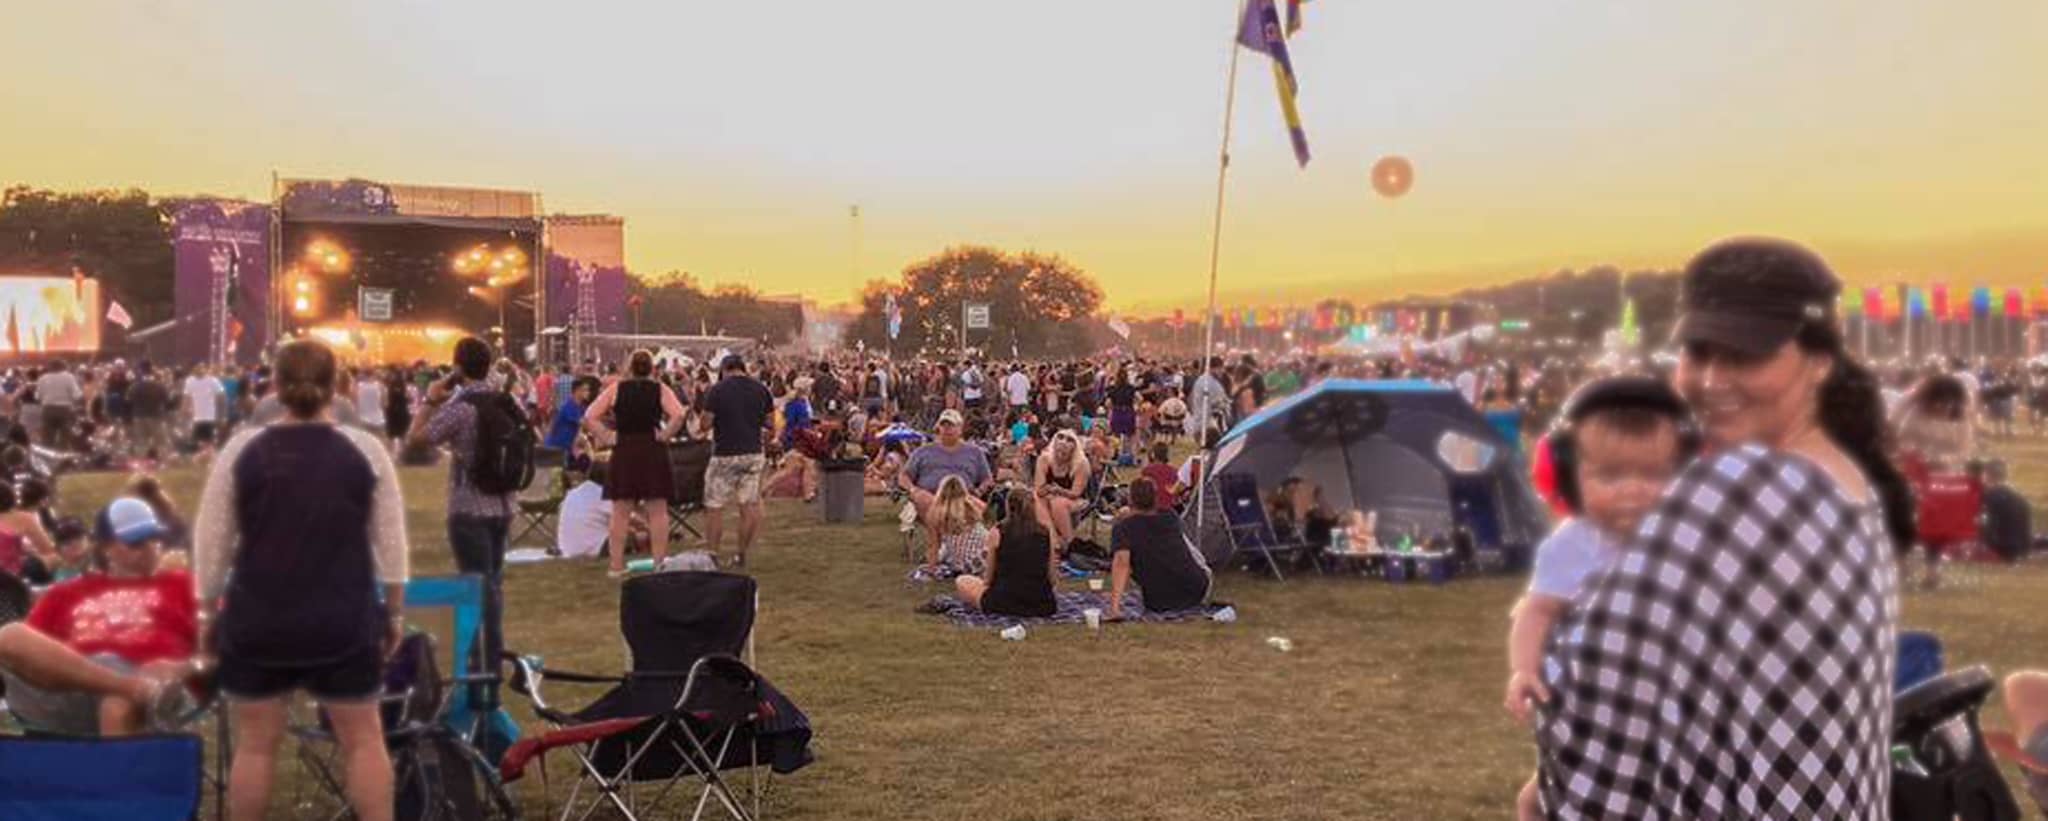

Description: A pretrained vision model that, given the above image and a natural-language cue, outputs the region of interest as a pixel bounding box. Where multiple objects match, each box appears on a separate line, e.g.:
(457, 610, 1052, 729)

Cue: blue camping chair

(0, 733, 202, 820)
(1214, 472, 1310, 581)
(401, 575, 520, 758)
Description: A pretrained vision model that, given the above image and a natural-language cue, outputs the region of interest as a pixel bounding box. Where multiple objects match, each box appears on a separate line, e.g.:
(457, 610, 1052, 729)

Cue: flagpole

(1196, 0, 1249, 537)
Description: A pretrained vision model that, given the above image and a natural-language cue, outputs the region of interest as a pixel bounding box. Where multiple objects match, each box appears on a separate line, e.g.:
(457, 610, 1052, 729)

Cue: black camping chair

(668, 439, 712, 544)
(1891, 665, 2022, 821)
(500, 572, 812, 821)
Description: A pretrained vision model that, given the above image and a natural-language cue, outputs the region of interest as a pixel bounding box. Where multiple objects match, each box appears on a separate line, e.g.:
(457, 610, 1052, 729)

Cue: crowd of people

(0, 235, 2046, 817)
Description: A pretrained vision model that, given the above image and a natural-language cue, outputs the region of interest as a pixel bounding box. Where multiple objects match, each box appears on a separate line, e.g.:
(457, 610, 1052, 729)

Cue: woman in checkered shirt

(1532, 238, 1913, 820)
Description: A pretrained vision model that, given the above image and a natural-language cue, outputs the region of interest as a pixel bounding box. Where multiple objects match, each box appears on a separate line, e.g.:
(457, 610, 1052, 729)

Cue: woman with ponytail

(194, 339, 409, 821)
(1530, 238, 1900, 820)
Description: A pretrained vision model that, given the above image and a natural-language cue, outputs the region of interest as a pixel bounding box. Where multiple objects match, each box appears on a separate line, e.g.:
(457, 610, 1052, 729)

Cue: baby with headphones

(1505, 376, 1696, 820)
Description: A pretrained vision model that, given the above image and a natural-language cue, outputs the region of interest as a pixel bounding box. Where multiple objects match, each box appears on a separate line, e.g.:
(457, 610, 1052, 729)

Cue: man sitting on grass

(1106, 478, 1211, 620)
(898, 408, 993, 555)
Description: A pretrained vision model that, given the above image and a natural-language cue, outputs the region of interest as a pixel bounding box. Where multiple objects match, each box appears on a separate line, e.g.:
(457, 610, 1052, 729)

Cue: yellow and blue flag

(1238, 0, 1310, 167)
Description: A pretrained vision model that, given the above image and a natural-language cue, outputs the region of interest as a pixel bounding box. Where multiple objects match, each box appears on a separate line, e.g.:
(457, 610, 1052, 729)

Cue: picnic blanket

(924, 589, 1228, 629)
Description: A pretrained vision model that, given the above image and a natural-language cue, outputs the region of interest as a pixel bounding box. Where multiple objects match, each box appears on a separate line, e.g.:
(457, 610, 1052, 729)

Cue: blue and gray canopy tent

(1186, 379, 1550, 569)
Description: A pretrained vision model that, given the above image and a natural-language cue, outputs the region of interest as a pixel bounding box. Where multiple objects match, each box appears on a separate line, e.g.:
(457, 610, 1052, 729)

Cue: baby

(1505, 376, 1690, 820)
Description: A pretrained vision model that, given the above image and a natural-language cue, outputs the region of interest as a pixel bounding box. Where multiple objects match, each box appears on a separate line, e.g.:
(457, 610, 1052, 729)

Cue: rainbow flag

(1237, 0, 1311, 167)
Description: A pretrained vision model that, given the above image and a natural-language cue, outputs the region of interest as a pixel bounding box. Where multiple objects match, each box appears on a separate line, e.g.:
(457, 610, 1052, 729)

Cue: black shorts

(192, 422, 219, 443)
(218, 643, 384, 703)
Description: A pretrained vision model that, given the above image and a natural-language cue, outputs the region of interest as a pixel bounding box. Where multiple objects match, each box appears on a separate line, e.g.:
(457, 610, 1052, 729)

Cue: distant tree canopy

(1450, 265, 1681, 344)
(846, 246, 1106, 357)
(631, 272, 802, 345)
(0, 186, 183, 327)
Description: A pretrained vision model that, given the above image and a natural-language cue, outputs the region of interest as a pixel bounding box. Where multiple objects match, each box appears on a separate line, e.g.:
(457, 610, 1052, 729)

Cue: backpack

(461, 391, 536, 494)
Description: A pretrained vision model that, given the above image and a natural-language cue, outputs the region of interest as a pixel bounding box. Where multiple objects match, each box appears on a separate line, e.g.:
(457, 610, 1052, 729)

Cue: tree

(630, 273, 801, 345)
(847, 246, 1105, 357)
(0, 186, 178, 326)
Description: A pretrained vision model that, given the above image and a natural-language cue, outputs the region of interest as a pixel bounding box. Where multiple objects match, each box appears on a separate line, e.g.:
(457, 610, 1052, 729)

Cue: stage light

(295, 279, 311, 294)
(293, 297, 312, 315)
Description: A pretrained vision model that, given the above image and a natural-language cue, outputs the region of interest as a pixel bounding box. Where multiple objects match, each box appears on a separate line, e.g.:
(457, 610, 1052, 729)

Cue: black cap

(1672, 237, 1839, 356)
(720, 354, 747, 372)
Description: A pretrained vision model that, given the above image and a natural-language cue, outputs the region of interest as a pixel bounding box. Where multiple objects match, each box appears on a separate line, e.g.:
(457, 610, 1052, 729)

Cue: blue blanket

(924, 589, 1227, 629)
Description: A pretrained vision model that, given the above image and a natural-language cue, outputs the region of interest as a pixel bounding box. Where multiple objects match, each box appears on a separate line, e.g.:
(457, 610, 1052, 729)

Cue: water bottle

(626, 557, 656, 574)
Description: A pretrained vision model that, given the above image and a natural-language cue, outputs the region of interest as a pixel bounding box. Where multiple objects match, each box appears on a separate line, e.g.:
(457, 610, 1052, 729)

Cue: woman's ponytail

(1803, 325, 1916, 550)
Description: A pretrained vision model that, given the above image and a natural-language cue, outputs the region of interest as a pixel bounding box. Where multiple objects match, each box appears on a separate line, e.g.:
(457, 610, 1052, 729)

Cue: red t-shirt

(1900, 454, 1982, 546)
(1140, 463, 1181, 508)
(26, 570, 199, 666)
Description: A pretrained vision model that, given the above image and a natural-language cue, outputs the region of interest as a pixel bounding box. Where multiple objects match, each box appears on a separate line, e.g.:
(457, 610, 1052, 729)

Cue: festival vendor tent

(1186, 379, 1550, 567)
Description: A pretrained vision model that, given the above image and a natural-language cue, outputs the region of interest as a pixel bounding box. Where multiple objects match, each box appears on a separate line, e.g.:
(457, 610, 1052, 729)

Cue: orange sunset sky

(3, 1, 2045, 314)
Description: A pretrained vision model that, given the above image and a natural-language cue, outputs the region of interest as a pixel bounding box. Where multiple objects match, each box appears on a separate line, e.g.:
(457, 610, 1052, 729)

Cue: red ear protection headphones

(1547, 376, 1701, 514)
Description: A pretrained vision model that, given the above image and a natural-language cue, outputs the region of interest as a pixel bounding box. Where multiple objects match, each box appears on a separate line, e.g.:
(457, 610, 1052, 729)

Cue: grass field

(56, 437, 2048, 820)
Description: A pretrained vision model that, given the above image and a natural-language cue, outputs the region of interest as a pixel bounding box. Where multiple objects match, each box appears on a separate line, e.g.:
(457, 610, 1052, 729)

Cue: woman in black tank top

(583, 350, 687, 577)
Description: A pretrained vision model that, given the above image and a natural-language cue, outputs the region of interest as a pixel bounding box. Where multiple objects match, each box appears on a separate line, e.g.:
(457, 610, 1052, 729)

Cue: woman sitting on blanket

(953, 488, 1057, 618)
(925, 475, 989, 575)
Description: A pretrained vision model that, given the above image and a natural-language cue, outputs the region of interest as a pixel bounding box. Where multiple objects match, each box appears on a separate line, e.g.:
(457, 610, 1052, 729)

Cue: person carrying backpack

(405, 336, 533, 711)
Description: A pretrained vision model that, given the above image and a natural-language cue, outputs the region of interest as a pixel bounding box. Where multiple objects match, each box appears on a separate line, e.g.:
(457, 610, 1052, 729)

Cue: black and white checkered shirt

(1536, 445, 1898, 820)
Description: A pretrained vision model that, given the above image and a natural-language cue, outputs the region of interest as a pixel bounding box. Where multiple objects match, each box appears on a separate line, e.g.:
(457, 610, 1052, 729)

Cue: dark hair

(1002, 490, 1041, 537)
(1909, 375, 1968, 420)
(16, 478, 50, 509)
(1797, 322, 1915, 551)
(454, 337, 494, 380)
(1129, 477, 1159, 512)
(629, 349, 655, 378)
(0, 483, 17, 513)
(275, 339, 338, 419)
(1150, 442, 1171, 464)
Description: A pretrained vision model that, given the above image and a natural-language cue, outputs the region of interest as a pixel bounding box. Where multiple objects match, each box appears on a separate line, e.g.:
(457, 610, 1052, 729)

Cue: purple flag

(1236, 0, 1311, 166)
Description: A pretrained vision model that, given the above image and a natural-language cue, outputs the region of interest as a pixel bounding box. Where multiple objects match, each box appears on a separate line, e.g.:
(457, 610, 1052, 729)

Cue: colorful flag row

(1847, 285, 2047, 321)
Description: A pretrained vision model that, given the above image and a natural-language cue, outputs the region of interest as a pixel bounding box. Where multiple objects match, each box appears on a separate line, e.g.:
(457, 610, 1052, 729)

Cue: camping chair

(1213, 472, 1311, 581)
(500, 571, 813, 821)
(0, 733, 203, 820)
(288, 631, 517, 821)
(668, 439, 713, 545)
(515, 465, 571, 552)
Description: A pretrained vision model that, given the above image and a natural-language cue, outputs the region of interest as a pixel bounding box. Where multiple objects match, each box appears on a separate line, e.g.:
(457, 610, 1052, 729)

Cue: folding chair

(1213, 472, 1311, 581)
(500, 571, 813, 821)
(288, 632, 517, 821)
(515, 467, 570, 551)
(0, 733, 202, 820)
(668, 439, 712, 544)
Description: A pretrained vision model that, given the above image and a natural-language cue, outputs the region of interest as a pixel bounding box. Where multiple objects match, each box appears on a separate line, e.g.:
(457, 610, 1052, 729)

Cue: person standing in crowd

(35, 360, 82, 450)
(582, 350, 686, 577)
(959, 358, 987, 416)
(1190, 356, 1231, 438)
(1533, 238, 1906, 819)
(182, 364, 227, 458)
(354, 368, 386, 443)
(1004, 363, 1032, 420)
(195, 339, 408, 821)
(701, 355, 774, 568)
(542, 376, 596, 465)
(127, 367, 172, 462)
(382, 369, 412, 452)
(405, 337, 517, 708)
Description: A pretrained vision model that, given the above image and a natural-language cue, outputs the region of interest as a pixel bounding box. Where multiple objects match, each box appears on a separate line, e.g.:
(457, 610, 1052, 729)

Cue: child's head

(1556, 377, 1691, 540)
(1149, 442, 1171, 465)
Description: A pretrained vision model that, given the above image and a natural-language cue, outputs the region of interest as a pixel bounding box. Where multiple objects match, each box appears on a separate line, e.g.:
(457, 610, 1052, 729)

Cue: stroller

(500, 571, 812, 821)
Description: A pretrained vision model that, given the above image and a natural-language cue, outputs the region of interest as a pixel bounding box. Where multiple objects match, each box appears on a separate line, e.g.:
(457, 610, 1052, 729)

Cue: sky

(4, 0, 2047, 314)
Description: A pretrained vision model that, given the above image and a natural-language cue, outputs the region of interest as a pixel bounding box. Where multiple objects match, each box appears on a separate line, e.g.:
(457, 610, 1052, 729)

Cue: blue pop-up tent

(1187, 379, 1549, 565)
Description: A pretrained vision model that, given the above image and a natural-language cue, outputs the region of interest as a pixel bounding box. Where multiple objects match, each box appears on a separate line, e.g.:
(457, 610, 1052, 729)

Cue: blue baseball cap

(94, 497, 168, 546)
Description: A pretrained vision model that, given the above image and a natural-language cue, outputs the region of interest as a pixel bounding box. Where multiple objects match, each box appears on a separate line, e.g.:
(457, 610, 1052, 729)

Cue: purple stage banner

(544, 215, 630, 335)
(172, 200, 273, 365)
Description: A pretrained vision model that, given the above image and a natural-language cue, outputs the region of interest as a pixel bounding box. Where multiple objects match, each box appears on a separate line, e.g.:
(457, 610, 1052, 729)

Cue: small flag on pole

(885, 293, 902, 340)
(1237, 0, 1311, 167)
(106, 300, 133, 329)
(1108, 317, 1132, 339)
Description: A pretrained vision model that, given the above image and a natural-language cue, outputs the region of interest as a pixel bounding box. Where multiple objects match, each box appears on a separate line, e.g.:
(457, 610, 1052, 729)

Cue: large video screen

(279, 222, 537, 342)
(0, 275, 100, 355)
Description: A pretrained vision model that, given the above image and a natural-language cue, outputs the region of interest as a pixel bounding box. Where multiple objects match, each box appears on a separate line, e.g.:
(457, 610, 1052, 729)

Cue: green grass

(56, 437, 2048, 820)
